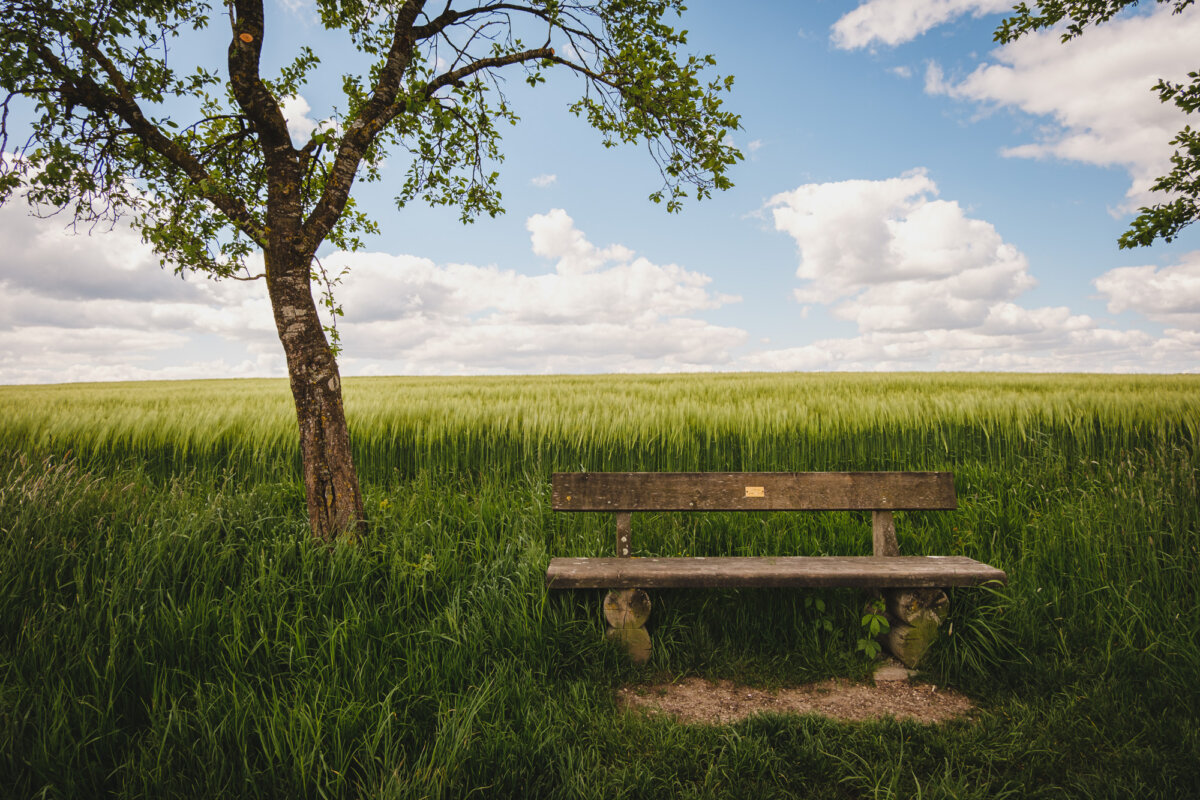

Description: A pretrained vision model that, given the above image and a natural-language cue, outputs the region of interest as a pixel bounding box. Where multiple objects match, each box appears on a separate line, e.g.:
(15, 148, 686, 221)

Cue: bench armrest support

(617, 512, 632, 558)
(873, 511, 900, 557)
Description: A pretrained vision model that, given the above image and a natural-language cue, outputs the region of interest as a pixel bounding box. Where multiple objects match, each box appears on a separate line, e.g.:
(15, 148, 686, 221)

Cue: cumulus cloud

(739, 325, 1195, 373)
(1, 176, 1194, 381)
(925, 3, 1200, 209)
(0, 324, 282, 385)
(326, 208, 745, 373)
(0, 200, 745, 381)
(831, 0, 1011, 50)
(767, 169, 1035, 332)
(837, 3, 1198, 211)
(0, 197, 282, 383)
(281, 94, 337, 147)
(1094, 252, 1200, 329)
(280, 94, 317, 145)
(755, 171, 1197, 372)
(530, 173, 557, 188)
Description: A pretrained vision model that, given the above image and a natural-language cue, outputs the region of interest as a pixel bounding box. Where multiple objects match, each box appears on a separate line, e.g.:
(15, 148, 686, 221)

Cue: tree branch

(301, 1, 429, 250)
(226, 0, 291, 154)
(424, 46, 556, 97)
(411, 2, 560, 40)
(23, 34, 266, 245)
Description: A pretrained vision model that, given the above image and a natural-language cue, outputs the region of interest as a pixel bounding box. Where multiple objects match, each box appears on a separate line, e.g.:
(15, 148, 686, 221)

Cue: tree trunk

(265, 248, 367, 542)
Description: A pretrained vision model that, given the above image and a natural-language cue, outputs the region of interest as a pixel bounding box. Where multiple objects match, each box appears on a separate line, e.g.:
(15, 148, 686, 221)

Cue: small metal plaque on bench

(744, 486, 765, 498)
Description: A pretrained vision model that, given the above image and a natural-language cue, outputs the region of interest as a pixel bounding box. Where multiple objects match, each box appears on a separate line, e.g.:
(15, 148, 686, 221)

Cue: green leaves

(1117, 71, 1200, 246)
(994, 0, 1194, 44)
(1118, 127, 1200, 248)
(856, 597, 890, 660)
(0, 0, 260, 275)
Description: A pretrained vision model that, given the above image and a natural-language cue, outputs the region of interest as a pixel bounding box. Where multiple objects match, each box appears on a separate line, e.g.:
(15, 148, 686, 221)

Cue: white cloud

(926, 4, 1200, 209)
(280, 94, 336, 147)
(831, 0, 1011, 50)
(923, 61, 948, 94)
(530, 173, 557, 188)
(0, 197, 280, 384)
(1094, 252, 1200, 328)
(767, 169, 1034, 331)
(1, 179, 1194, 381)
(325, 209, 745, 373)
(526, 208, 637, 275)
(280, 94, 316, 145)
(755, 171, 1198, 372)
(0, 199, 746, 381)
(740, 324, 1195, 373)
(0, 323, 282, 385)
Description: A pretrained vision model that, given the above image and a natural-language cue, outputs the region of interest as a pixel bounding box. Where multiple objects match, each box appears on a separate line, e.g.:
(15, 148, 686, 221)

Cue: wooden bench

(546, 471, 1006, 664)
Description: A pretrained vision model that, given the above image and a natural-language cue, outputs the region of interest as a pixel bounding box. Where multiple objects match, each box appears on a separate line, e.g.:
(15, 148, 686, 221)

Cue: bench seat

(546, 555, 1007, 590)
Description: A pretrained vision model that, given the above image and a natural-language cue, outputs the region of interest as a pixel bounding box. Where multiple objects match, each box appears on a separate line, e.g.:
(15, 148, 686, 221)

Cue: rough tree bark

(265, 248, 367, 541)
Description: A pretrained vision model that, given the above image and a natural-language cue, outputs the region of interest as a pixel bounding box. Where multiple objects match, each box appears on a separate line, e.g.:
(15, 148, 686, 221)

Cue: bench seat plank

(546, 555, 1006, 589)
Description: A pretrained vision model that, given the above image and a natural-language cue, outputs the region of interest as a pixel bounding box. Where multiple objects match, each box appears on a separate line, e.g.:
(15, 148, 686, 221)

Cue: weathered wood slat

(616, 511, 632, 558)
(552, 472, 957, 512)
(872, 510, 900, 556)
(545, 556, 1006, 589)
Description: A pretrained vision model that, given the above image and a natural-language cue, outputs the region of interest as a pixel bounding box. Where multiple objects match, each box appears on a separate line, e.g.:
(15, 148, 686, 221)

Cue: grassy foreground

(1, 373, 1198, 798)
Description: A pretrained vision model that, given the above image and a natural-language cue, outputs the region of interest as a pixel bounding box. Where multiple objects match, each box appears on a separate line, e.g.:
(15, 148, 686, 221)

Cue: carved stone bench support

(878, 588, 950, 668)
(603, 588, 651, 662)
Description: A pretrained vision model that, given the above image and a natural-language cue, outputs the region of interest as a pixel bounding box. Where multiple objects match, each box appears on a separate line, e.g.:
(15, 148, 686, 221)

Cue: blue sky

(2, 0, 1198, 382)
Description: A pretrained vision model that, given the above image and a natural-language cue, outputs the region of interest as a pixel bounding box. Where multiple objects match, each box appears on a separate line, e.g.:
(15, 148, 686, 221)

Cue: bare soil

(616, 671, 975, 726)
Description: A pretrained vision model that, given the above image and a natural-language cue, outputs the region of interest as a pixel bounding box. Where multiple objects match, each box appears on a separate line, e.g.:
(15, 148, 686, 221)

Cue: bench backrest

(552, 472, 957, 512)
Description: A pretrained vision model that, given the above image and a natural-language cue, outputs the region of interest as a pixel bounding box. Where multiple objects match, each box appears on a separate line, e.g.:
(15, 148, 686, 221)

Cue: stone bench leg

(604, 588, 652, 663)
(879, 588, 949, 668)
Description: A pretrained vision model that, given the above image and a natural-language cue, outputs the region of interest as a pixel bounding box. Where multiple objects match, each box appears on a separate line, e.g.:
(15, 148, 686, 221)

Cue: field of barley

(1, 372, 1198, 798)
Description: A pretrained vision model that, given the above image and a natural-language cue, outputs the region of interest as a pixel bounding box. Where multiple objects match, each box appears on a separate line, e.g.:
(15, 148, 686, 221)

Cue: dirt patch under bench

(616, 674, 975, 726)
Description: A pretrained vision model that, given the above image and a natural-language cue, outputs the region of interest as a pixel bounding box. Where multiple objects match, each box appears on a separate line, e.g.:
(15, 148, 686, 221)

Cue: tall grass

(2, 373, 1196, 480)
(1, 373, 1198, 798)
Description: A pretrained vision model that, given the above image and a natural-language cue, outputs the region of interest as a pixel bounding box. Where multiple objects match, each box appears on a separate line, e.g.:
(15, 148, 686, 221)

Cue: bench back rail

(552, 471, 957, 512)
(552, 471, 955, 558)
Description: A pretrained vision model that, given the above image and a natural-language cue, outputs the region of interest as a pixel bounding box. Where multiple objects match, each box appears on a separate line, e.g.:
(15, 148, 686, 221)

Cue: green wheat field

(1, 372, 1198, 798)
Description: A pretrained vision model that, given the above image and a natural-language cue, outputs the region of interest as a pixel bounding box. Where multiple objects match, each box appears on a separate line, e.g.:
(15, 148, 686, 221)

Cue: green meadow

(1, 373, 1198, 798)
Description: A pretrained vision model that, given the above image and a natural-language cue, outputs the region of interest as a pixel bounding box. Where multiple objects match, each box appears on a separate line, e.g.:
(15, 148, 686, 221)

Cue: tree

(995, 0, 1198, 248)
(0, 0, 741, 540)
